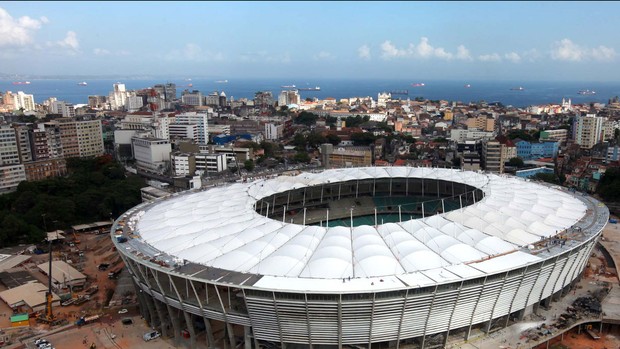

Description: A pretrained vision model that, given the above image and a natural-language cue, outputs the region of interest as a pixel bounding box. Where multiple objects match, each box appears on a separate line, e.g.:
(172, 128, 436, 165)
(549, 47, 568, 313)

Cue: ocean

(1, 78, 619, 108)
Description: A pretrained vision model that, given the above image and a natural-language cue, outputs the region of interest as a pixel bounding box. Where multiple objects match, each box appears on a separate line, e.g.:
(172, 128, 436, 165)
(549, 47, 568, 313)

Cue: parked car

(143, 331, 161, 341)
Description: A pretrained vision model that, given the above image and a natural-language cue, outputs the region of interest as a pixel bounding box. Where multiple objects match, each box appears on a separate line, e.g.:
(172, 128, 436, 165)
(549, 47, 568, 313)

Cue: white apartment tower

(574, 113, 605, 149)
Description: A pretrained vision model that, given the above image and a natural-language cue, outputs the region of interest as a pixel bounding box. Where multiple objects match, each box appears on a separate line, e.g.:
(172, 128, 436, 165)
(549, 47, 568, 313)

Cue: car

(118, 308, 128, 314)
(34, 339, 48, 345)
(143, 331, 161, 341)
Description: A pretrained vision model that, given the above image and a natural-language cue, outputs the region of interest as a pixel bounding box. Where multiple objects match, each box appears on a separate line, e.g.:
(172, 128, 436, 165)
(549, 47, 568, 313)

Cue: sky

(1, 1, 620, 81)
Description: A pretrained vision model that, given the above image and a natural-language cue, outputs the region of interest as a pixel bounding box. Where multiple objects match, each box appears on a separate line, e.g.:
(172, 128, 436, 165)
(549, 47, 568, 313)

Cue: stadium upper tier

(121, 167, 589, 292)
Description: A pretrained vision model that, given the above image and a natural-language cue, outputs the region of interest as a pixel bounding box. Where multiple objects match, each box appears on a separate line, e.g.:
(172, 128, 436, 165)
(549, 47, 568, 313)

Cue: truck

(115, 235, 128, 243)
(75, 314, 100, 326)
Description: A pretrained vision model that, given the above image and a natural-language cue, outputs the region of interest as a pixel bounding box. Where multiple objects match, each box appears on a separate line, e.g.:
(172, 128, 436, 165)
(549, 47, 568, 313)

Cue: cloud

(358, 44, 371, 60)
(165, 43, 224, 62)
(58, 31, 79, 50)
(93, 48, 110, 56)
(478, 53, 502, 62)
(380, 38, 472, 61)
(504, 52, 521, 63)
(239, 50, 291, 64)
(551, 38, 616, 62)
(0, 7, 47, 47)
(313, 51, 333, 60)
(456, 45, 473, 61)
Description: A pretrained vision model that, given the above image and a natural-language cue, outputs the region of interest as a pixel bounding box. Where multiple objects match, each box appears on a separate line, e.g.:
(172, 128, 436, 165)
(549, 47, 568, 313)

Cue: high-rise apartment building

(47, 119, 104, 158)
(482, 140, 505, 174)
(174, 112, 210, 144)
(154, 83, 177, 102)
(573, 113, 605, 149)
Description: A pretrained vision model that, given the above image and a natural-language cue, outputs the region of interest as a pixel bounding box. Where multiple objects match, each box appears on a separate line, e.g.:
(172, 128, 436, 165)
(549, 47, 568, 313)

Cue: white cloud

(57, 31, 79, 51)
(240, 50, 290, 64)
(93, 48, 110, 56)
(313, 51, 333, 60)
(0, 7, 47, 47)
(478, 53, 502, 62)
(358, 44, 371, 60)
(504, 52, 521, 63)
(551, 38, 616, 62)
(456, 45, 473, 61)
(166, 43, 223, 62)
(380, 38, 472, 61)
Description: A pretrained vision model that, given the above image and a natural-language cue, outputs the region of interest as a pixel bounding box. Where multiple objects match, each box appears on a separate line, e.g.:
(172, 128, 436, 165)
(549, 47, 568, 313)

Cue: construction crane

(37, 237, 58, 325)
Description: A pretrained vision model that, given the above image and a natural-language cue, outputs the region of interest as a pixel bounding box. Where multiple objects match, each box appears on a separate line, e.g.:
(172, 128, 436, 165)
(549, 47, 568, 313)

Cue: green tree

(351, 132, 377, 146)
(325, 134, 341, 146)
(507, 157, 524, 167)
(293, 152, 311, 163)
(294, 111, 318, 126)
(244, 159, 255, 172)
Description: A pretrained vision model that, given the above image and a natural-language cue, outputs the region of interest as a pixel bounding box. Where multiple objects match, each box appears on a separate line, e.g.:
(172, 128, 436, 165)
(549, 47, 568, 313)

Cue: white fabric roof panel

(132, 167, 587, 288)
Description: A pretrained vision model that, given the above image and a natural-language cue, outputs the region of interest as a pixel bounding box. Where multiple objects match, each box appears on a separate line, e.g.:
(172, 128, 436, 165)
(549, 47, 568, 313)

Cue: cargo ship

(78, 81, 87, 86)
(12, 81, 31, 85)
(281, 84, 296, 89)
(411, 83, 425, 87)
(510, 86, 524, 91)
(578, 89, 596, 95)
(298, 86, 321, 91)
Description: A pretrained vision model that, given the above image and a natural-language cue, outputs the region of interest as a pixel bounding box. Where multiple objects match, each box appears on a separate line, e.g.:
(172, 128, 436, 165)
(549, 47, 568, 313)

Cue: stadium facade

(111, 167, 608, 349)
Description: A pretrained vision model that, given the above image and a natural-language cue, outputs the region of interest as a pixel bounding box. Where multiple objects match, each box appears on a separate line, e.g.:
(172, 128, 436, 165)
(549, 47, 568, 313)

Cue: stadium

(111, 167, 608, 349)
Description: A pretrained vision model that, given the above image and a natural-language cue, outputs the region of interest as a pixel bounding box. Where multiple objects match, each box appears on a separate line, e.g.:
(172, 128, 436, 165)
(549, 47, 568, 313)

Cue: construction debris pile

(520, 289, 608, 344)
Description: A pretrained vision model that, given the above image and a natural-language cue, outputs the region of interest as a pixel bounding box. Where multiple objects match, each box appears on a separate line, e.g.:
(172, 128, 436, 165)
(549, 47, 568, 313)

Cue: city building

(36, 260, 87, 291)
(181, 90, 203, 107)
(112, 167, 607, 349)
(573, 113, 605, 149)
(482, 139, 504, 173)
(515, 140, 559, 160)
(23, 158, 67, 181)
(0, 125, 21, 166)
(174, 112, 210, 144)
(278, 90, 301, 106)
(153, 83, 177, 102)
(264, 123, 283, 140)
(321, 144, 372, 168)
(131, 136, 172, 175)
(465, 115, 495, 132)
(169, 123, 199, 141)
(171, 152, 195, 177)
(195, 153, 227, 174)
(449, 129, 494, 142)
(0, 164, 26, 193)
(539, 129, 568, 143)
(48, 119, 104, 158)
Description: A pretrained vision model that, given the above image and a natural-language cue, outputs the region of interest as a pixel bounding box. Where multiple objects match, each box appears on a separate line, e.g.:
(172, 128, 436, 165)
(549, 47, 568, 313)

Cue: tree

(325, 134, 341, 146)
(244, 159, 255, 172)
(293, 152, 311, 163)
(294, 111, 318, 126)
(507, 157, 524, 167)
(351, 132, 377, 146)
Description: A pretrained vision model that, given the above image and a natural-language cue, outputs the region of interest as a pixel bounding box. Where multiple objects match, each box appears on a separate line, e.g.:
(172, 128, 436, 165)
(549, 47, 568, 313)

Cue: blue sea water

(1, 78, 619, 108)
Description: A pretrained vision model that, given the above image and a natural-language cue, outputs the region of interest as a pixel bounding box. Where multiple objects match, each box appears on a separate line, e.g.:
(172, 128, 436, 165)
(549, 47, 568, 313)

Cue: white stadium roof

(134, 167, 587, 285)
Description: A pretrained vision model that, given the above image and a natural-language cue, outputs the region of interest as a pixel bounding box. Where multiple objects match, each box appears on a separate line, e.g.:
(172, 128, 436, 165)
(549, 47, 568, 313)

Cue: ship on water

(78, 81, 88, 86)
(411, 82, 425, 87)
(12, 81, 31, 85)
(215, 80, 228, 83)
(510, 86, 524, 91)
(578, 89, 596, 95)
(281, 84, 296, 89)
(298, 86, 321, 91)
(464, 84, 471, 88)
